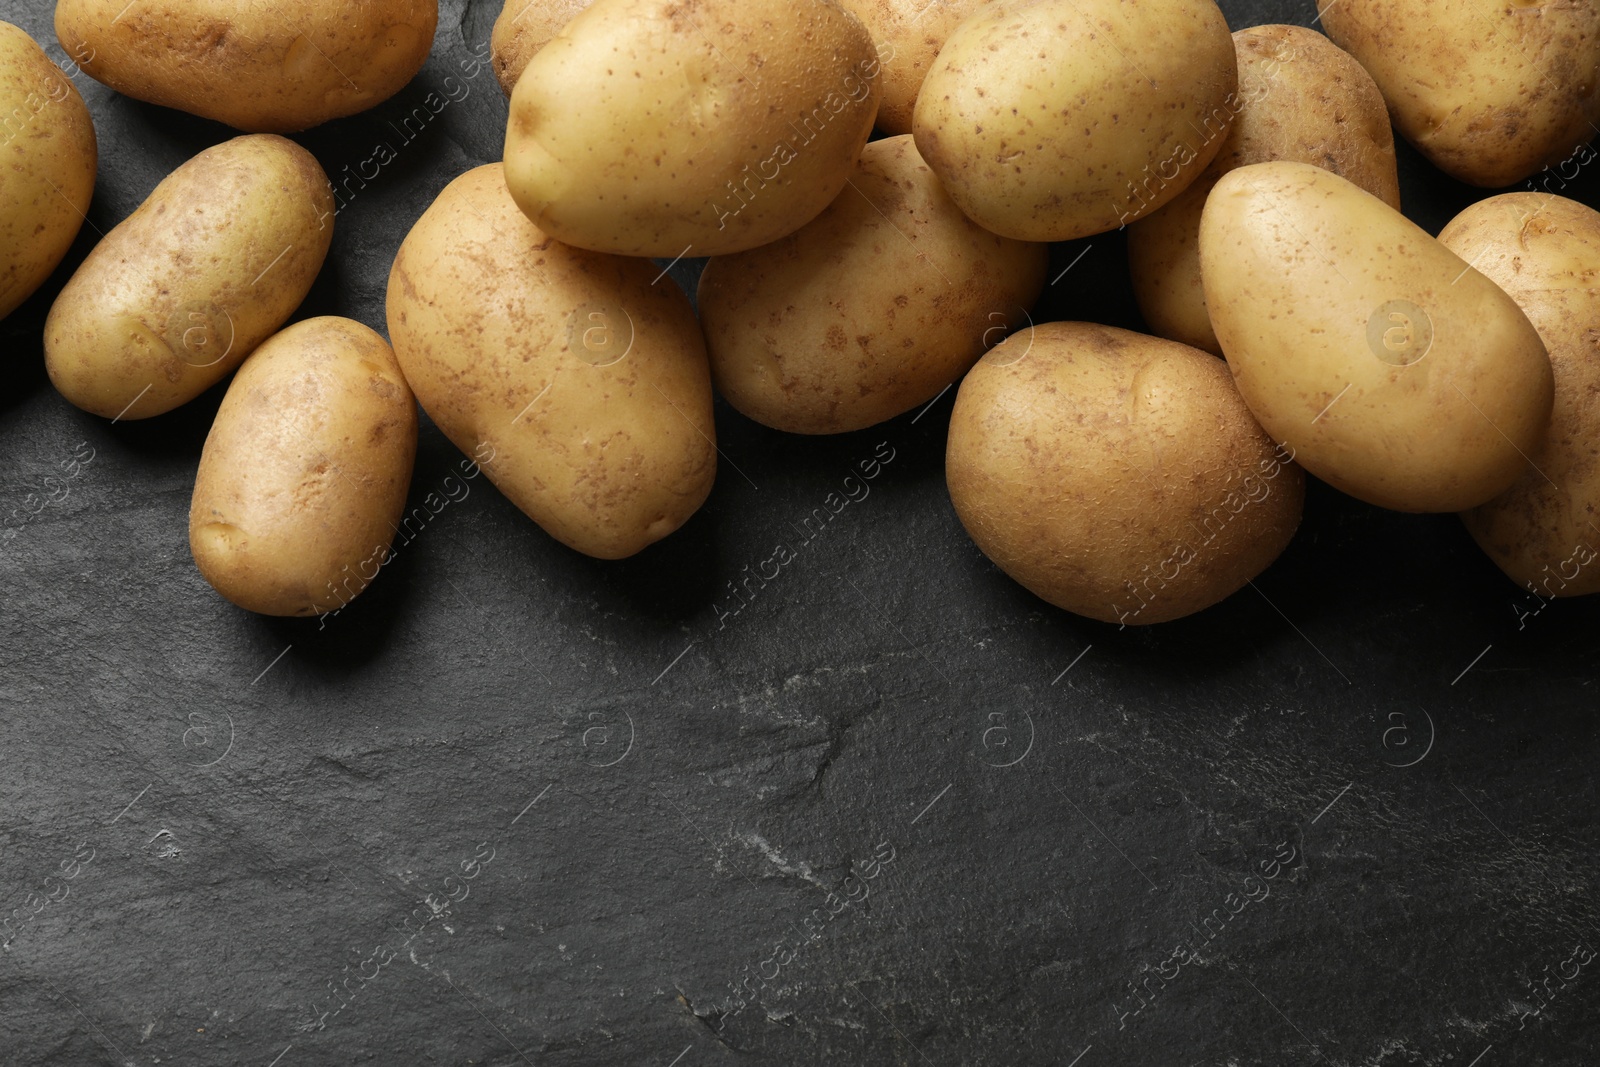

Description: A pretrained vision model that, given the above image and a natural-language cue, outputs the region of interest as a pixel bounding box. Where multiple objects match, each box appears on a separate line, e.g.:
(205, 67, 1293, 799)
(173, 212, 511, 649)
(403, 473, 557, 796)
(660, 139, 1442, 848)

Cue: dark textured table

(3, 1, 1598, 1064)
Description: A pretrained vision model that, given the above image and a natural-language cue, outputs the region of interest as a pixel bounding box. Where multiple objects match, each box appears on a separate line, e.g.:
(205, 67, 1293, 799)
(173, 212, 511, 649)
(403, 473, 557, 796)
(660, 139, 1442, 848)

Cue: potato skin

(698, 135, 1047, 435)
(1200, 161, 1552, 513)
(835, 0, 991, 136)
(189, 318, 418, 618)
(1440, 194, 1600, 597)
(503, 0, 882, 257)
(386, 164, 716, 560)
(1129, 25, 1399, 356)
(490, 0, 593, 97)
(0, 21, 96, 322)
(946, 322, 1304, 625)
(44, 134, 333, 420)
(912, 0, 1237, 241)
(54, 0, 438, 133)
(1319, 0, 1600, 188)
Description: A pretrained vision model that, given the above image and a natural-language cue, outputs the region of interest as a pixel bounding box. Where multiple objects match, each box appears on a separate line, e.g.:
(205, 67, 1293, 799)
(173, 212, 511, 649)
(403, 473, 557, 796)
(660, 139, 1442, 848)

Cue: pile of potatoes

(3, 0, 1599, 624)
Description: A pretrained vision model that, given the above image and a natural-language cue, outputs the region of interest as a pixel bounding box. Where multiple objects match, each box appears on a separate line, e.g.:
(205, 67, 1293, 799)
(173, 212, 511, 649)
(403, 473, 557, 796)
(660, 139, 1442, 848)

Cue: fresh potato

(698, 135, 1046, 435)
(835, 0, 991, 136)
(1440, 194, 1600, 597)
(490, 0, 592, 97)
(1319, 0, 1600, 188)
(1200, 161, 1552, 513)
(947, 322, 1304, 625)
(912, 0, 1236, 241)
(503, 0, 881, 257)
(1129, 25, 1400, 356)
(54, 0, 438, 133)
(189, 318, 418, 618)
(386, 164, 716, 560)
(45, 134, 333, 421)
(0, 21, 96, 322)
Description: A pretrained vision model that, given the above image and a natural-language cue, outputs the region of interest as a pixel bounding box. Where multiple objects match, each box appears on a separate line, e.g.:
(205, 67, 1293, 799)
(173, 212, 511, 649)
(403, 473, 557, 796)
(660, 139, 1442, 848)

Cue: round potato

(54, 0, 438, 133)
(503, 0, 882, 257)
(947, 322, 1304, 626)
(1440, 194, 1600, 597)
(190, 318, 418, 618)
(0, 21, 96, 322)
(45, 135, 333, 421)
(387, 164, 717, 560)
(1319, 0, 1600, 188)
(1129, 24, 1400, 355)
(912, 0, 1237, 241)
(1200, 161, 1552, 513)
(835, 0, 991, 136)
(698, 135, 1047, 435)
(490, 0, 592, 97)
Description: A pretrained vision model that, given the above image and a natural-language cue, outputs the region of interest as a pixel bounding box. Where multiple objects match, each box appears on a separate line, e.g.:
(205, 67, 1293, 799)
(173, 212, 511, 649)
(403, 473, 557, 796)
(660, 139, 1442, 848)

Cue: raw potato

(1200, 161, 1552, 513)
(190, 318, 418, 618)
(386, 164, 716, 560)
(1129, 25, 1400, 355)
(45, 135, 333, 421)
(912, 0, 1237, 241)
(490, 0, 593, 97)
(0, 21, 96, 322)
(503, 0, 882, 257)
(1440, 194, 1600, 597)
(698, 135, 1047, 435)
(1319, 0, 1600, 188)
(946, 322, 1304, 626)
(54, 0, 438, 133)
(835, 0, 992, 136)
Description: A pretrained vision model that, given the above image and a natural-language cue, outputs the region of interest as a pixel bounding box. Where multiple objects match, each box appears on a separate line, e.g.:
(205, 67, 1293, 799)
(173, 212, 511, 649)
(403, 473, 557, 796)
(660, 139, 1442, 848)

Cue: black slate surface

(3, 1, 1599, 1064)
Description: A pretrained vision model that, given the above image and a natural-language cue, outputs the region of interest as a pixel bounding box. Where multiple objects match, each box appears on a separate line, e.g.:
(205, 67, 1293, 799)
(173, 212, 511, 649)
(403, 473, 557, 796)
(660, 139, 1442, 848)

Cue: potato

(189, 318, 418, 618)
(386, 164, 716, 559)
(45, 134, 333, 421)
(54, 0, 438, 133)
(1319, 0, 1600, 188)
(698, 135, 1046, 435)
(946, 322, 1304, 625)
(912, 0, 1236, 242)
(503, 0, 881, 257)
(1129, 25, 1400, 356)
(1200, 161, 1552, 513)
(835, 0, 991, 136)
(490, 0, 592, 97)
(1439, 194, 1600, 597)
(0, 22, 96, 322)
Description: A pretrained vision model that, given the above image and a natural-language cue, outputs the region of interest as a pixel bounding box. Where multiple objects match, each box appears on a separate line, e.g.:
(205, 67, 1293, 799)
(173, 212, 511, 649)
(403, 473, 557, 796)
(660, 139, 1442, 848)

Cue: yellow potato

(835, 0, 992, 136)
(503, 0, 881, 257)
(490, 0, 592, 97)
(698, 135, 1046, 435)
(912, 0, 1237, 241)
(0, 21, 96, 321)
(190, 317, 418, 618)
(946, 322, 1304, 626)
(1129, 24, 1400, 355)
(45, 134, 333, 420)
(1440, 194, 1600, 597)
(54, 0, 438, 133)
(1319, 0, 1600, 187)
(386, 164, 716, 560)
(1200, 161, 1552, 513)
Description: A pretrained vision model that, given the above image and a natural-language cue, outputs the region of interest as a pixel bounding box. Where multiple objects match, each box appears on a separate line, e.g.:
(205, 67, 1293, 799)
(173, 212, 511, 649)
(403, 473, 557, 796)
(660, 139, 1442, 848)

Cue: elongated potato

(54, 0, 438, 133)
(190, 318, 418, 618)
(699, 135, 1046, 434)
(44, 135, 333, 421)
(835, 0, 992, 136)
(1440, 194, 1600, 597)
(386, 164, 716, 560)
(490, 0, 592, 97)
(0, 21, 96, 322)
